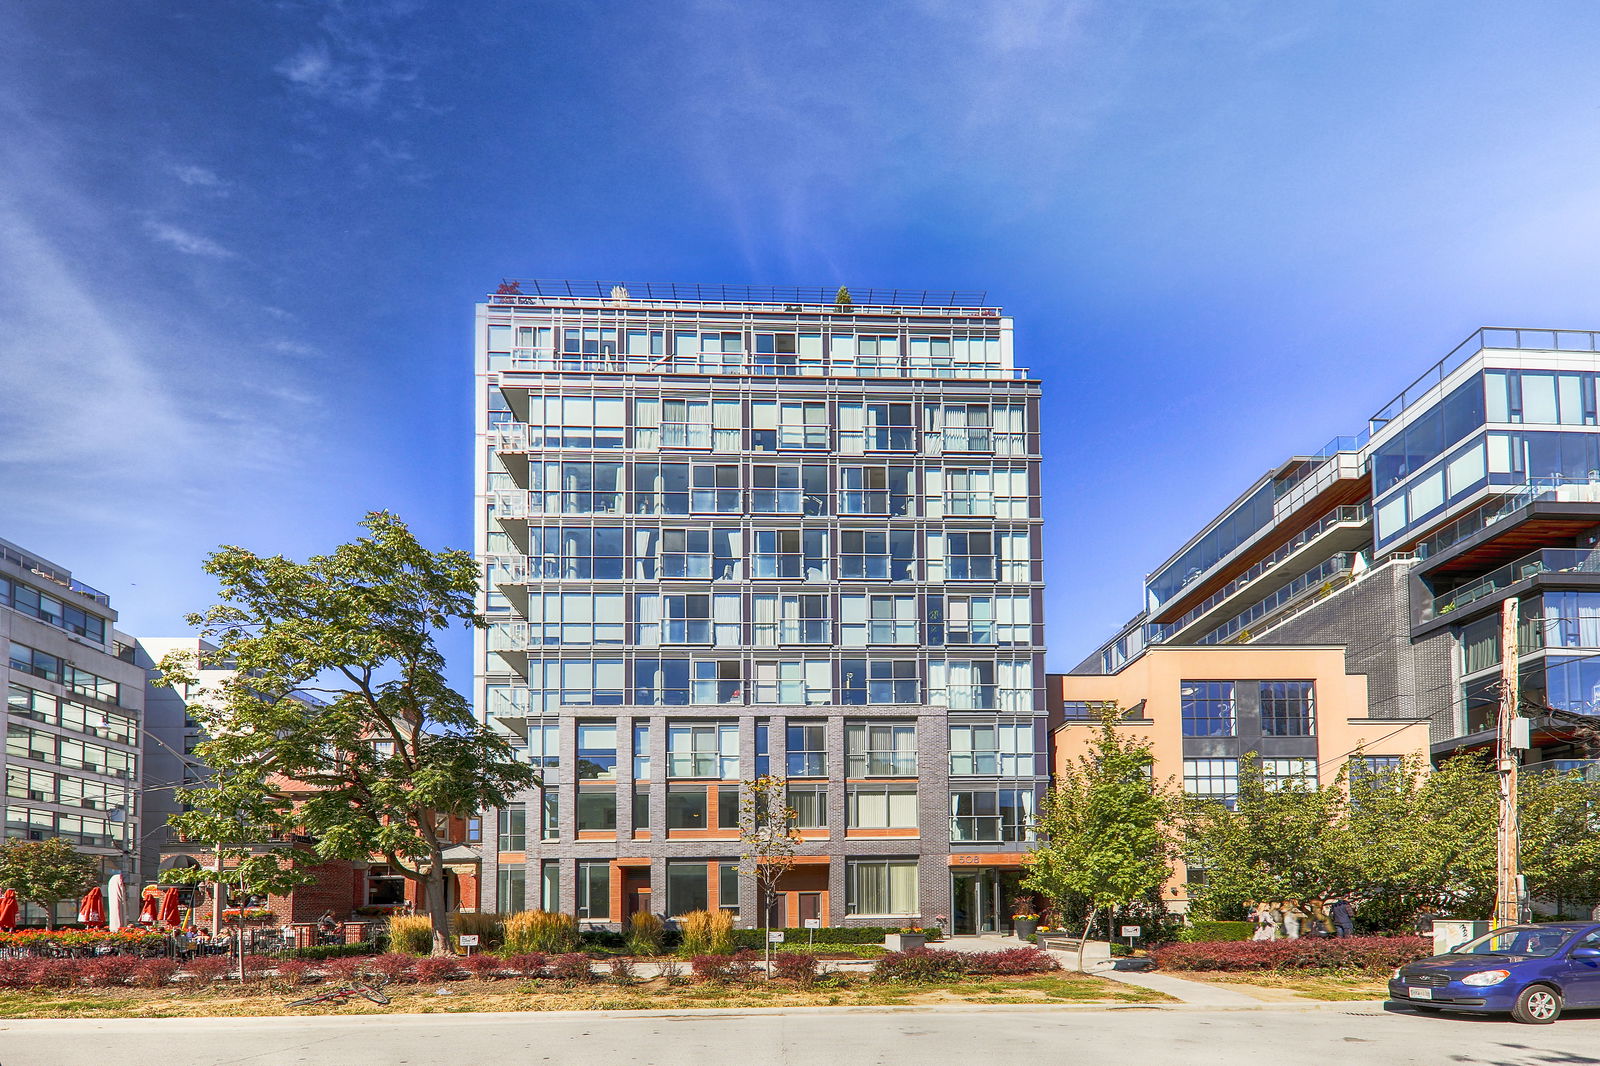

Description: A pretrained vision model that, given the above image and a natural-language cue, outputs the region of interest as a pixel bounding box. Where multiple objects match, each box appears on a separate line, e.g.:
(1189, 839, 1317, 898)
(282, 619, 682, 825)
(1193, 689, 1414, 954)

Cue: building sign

(768, 931, 785, 943)
(1120, 926, 1141, 938)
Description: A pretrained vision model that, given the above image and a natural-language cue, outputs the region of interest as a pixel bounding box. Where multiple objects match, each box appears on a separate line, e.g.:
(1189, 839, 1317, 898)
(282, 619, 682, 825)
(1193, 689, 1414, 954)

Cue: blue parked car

(1388, 922, 1600, 1023)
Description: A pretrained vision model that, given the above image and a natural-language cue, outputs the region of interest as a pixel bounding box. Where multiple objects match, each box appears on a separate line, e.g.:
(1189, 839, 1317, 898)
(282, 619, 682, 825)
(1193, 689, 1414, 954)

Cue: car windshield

(1451, 927, 1573, 958)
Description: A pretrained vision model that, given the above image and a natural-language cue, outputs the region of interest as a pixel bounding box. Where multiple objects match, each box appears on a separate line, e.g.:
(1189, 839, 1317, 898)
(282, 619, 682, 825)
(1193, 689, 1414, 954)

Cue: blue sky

(5, 0, 1600, 687)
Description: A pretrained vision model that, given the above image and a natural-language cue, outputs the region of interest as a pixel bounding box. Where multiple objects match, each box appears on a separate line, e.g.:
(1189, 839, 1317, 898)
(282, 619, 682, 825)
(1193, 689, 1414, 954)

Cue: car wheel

(1511, 985, 1561, 1024)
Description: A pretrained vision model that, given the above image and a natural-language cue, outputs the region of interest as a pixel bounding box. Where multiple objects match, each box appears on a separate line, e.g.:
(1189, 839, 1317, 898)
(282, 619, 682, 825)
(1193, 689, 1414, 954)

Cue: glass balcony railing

(1149, 505, 1370, 643)
(1193, 553, 1359, 646)
(1370, 327, 1600, 433)
(1428, 548, 1600, 619)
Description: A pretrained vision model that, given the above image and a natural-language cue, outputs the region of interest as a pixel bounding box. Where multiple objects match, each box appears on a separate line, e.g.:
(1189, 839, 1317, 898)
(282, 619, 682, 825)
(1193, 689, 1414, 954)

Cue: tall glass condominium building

(474, 282, 1046, 934)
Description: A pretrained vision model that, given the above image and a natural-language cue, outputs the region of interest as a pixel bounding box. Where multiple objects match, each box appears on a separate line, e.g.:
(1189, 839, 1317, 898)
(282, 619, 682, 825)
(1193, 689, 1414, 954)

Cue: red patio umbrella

(138, 886, 160, 923)
(0, 889, 17, 932)
(78, 886, 105, 926)
(158, 886, 181, 927)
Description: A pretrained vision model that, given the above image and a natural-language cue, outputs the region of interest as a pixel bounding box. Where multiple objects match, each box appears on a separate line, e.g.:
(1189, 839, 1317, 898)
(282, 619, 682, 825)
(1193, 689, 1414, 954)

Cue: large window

(1180, 681, 1235, 737)
(840, 660, 919, 705)
(576, 721, 617, 779)
(1259, 682, 1315, 737)
(949, 788, 1035, 842)
(846, 785, 918, 829)
(753, 594, 830, 644)
(667, 861, 709, 915)
(541, 790, 559, 840)
(751, 464, 827, 514)
(527, 526, 625, 580)
(6, 644, 120, 705)
(718, 862, 741, 913)
(0, 577, 107, 643)
(839, 465, 913, 516)
(635, 660, 742, 706)
(788, 785, 828, 828)
(577, 785, 617, 831)
(496, 868, 526, 914)
(948, 722, 1036, 776)
(751, 530, 828, 580)
(752, 660, 830, 706)
(523, 593, 625, 646)
(839, 530, 915, 582)
(751, 400, 829, 450)
(845, 722, 917, 776)
(839, 403, 915, 452)
(541, 861, 560, 911)
(666, 784, 708, 829)
(636, 527, 741, 581)
(847, 860, 918, 916)
(840, 595, 918, 646)
(928, 594, 1031, 646)
(786, 722, 828, 776)
(576, 861, 610, 919)
(498, 807, 527, 851)
(635, 593, 741, 646)
(1259, 758, 1317, 791)
(525, 659, 624, 710)
(527, 461, 624, 515)
(666, 722, 739, 778)
(925, 531, 995, 581)
(6, 684, 136, 745)
(1183, 758, 1240, 808)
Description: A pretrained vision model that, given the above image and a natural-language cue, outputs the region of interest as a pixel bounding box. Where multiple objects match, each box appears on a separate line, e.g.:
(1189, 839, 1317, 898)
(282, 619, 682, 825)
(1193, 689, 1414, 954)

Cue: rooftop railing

(1370, 327, 1600, 434)
(489, 280, 994, 312)
(487, 348, 1030, 381)
(0, 543, 109, 606)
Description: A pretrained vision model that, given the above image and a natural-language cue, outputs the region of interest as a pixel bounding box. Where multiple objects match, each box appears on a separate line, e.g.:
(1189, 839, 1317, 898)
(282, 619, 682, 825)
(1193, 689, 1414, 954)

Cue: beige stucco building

(1050, 644, 1431, 909)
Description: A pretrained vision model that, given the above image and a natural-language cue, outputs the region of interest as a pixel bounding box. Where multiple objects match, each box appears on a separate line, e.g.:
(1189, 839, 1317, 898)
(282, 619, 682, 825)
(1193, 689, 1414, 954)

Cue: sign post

(803, 917, 820, 951)
(1120, 925, 1141, 956)
(459, 934, 479, 954)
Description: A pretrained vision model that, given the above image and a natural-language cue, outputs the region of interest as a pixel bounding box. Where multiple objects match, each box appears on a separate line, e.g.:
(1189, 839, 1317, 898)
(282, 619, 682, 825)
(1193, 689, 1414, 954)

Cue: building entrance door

(951, 870, 997, 935)
(797, 892, 822, 925)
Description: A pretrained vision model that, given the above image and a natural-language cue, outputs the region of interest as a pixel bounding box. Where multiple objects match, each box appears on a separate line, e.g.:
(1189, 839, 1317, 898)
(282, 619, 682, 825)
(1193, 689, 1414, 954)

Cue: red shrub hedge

(412, 956, 464, 983)
(504, 952, 547, 978)
(83, 955, 141, 987)
(773, 952, 819, 987)
(319, 956, 363, 983)
(459, 953, 503, 980)
(132, 958, 179, 989)
(1151, 936, 1432, 974)
(551, 953, 593, 983)
(872, 947, 1059, 983)
(362, 953, 416, 983)
(185, 956, 234, 983)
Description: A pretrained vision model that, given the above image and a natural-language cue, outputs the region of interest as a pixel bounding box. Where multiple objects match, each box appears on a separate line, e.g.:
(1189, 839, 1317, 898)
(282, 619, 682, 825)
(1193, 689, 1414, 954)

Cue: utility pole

(1494, 596, 1522, 928)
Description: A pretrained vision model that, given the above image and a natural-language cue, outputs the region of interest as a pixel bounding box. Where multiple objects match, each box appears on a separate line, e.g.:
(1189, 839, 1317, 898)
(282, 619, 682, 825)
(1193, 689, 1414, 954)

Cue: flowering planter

(884, 932, 927, 952)
(1013, 918, 1039, 939)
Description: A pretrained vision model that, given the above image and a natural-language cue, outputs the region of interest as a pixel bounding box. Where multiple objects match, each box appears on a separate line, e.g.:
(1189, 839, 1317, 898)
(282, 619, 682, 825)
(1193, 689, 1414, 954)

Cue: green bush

(275, 940, 380, 960)
(728, 926, 943, 950)
(1176, 921, 1255, 943)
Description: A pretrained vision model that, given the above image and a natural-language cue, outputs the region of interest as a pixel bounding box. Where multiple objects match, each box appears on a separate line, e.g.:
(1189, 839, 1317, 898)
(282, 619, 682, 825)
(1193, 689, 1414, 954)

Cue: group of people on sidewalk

(1247, 897, 1356, 940)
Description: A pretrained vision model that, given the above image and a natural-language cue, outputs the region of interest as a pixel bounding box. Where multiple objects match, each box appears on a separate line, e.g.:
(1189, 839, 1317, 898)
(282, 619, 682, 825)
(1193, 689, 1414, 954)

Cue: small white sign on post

(459, 934, 480, 949)
(768, 931, 786, 943)
(1120, 926, 1141, 938)
(802, 918, 821, 930)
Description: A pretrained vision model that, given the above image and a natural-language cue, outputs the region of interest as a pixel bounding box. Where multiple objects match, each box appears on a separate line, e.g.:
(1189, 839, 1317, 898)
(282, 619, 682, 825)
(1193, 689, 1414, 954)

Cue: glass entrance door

(951, 869, 1001, 934)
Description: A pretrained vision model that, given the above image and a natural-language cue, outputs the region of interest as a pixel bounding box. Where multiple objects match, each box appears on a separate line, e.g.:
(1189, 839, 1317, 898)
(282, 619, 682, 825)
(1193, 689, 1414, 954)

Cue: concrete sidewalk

(941, 934, 1260, 1007)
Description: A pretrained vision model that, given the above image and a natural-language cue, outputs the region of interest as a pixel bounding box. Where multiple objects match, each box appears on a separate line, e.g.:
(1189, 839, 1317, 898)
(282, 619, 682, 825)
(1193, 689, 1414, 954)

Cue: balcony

(1523, 758, 1600, 780)
(1150, 505, 1370, 644)
(1425, 548, 1600, 621)
(1194, 551, 1360, 646)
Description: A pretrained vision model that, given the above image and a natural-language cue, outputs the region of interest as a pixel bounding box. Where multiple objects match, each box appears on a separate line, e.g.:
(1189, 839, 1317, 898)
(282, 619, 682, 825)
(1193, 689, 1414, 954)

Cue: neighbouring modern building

(1, 537, 144, 923)
(1079, 327, 1600, 784)
(1049, 646, 1432, 907)
(474, 281, 1046, 935)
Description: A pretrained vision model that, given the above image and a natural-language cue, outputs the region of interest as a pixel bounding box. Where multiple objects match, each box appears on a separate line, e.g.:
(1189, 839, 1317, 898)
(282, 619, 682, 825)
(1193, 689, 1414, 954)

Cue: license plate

(1408, 988, 1433, 1000)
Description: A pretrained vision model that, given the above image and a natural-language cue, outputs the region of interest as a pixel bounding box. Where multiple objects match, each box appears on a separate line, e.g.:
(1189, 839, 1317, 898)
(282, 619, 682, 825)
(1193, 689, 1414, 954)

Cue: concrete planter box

(884, 932, 927, 952)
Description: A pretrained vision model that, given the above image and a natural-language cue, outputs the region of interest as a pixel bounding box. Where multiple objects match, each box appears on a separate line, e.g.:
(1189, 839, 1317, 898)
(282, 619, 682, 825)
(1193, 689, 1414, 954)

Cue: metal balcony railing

(1428, 547, 1600, 619)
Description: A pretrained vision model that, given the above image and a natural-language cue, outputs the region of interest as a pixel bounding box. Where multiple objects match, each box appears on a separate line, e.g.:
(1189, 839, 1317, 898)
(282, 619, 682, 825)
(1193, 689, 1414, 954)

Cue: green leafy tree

(1518, 764, 1600, 912)
(0, 838, 98, 928)
(1022, 708, 1172, 969)
(1178, 755, 1349, 918)
(739, 775, 800, 976)
(157, 512, 537, 955)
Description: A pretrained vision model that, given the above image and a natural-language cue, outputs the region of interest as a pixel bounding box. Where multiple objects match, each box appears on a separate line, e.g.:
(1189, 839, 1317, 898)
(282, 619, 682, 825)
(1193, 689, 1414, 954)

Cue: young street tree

(1022, 707, 1172, 970)
(0, 838, 98, 929)
(739, 775, 801, 975)
(158, 512, 536, 955)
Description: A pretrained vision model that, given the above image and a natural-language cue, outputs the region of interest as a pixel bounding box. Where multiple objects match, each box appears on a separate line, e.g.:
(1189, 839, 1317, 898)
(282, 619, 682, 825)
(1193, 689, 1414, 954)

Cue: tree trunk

(426, 850, 452, 956)
(43, 901, 54, 930)
(1077, 907, 1097, 974)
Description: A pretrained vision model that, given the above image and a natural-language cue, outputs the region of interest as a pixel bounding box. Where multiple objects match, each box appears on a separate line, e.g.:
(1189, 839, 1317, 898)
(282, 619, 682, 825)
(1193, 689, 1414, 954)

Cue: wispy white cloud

(273, 3, 423, 112)
(143, 219, 236, 259)
(169, 163, 228, 190)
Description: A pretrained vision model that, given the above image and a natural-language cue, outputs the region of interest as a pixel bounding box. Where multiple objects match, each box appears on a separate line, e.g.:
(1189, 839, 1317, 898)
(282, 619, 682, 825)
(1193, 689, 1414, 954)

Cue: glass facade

(476, 291, 1044, 925)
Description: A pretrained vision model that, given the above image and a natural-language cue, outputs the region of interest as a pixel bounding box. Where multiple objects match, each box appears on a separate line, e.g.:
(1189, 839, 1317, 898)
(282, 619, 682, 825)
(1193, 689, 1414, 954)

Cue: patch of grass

(0, 971, 1169, 1017)
(1187, 972, 1387, 1001)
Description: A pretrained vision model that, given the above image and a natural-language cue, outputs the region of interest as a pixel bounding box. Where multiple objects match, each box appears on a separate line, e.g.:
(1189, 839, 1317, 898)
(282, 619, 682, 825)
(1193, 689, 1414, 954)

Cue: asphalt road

(5, 1004, 1600, 1066)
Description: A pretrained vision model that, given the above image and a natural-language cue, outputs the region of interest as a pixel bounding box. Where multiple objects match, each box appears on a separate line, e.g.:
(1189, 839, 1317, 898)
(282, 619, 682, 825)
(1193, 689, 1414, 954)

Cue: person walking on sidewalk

(1329, 895, 1355, 938)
